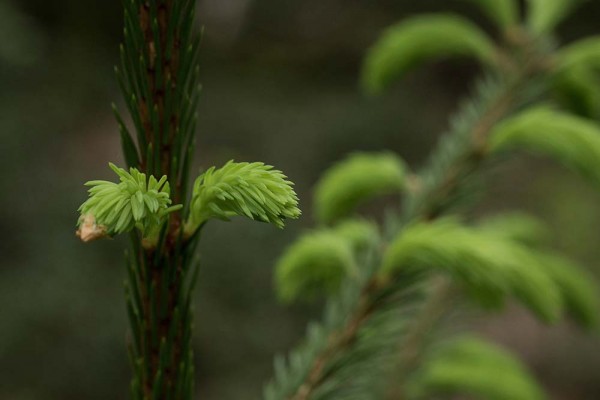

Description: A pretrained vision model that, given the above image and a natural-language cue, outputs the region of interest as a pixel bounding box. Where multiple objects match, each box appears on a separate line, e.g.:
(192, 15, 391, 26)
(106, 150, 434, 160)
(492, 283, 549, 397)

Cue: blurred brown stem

(384, 276, 456, 400)
(290, 279, 385, 400)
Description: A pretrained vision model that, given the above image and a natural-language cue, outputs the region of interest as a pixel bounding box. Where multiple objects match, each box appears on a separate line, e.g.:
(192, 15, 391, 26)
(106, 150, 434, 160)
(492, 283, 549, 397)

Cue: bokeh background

(2, 0, 600, 399)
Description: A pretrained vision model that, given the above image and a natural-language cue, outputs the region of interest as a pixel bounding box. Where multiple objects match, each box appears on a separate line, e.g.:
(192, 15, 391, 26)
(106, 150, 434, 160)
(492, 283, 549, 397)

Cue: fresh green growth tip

(314, 152, 406, 225)
(77, 163, 179, 241)
(381, 218, 563, 322)
(275, 230, 356, 303)
(187, 160, 300, 232)
(362, 14, 496, 93)
(489, 107, 600, 188)
(410, 336, 546, 400)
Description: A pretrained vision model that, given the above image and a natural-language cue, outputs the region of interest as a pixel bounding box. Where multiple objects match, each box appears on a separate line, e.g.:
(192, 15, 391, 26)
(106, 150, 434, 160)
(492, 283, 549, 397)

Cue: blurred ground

(1, 0, 599, 399)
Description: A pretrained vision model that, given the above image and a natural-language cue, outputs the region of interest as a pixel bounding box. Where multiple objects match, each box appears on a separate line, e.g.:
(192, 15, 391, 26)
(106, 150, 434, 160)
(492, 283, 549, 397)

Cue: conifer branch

(115, 2, 204, 398)
(79, 2, 300, 398)
(269, 33, 553, 399)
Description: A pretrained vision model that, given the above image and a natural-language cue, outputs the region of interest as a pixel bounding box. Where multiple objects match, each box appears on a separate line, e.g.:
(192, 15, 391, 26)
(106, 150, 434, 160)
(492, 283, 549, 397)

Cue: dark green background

(1, 0, 600, 398)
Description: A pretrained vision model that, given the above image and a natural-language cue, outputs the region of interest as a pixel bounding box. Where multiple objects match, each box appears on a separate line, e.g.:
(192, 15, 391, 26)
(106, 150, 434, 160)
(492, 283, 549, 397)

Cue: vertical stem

(119, 1, 201, 399)
(127, 235, 198, 399)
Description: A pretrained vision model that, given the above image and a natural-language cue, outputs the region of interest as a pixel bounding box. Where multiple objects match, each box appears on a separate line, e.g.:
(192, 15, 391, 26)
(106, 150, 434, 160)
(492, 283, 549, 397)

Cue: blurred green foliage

(2, 0, 600, 399)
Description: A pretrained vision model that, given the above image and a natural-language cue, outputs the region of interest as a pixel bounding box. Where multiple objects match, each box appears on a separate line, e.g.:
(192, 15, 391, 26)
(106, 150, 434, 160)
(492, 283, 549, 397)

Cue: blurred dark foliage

(1, 0, 599, 399)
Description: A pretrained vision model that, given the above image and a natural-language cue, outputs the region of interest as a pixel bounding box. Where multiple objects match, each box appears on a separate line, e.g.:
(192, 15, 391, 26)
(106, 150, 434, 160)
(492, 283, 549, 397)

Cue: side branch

(285, 68, 535, 400)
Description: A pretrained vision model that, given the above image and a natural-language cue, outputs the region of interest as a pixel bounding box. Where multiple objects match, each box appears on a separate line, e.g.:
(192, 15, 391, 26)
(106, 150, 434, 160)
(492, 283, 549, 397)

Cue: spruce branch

(266, 24, 557, 400)
(267, 3, 600, 399)
(112, 2, 204, 398)
(77, 1, 300, 399)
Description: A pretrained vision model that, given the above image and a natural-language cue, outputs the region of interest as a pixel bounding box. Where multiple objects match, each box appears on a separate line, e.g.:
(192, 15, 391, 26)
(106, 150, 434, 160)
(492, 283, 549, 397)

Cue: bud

(76, 213, 108, 242)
